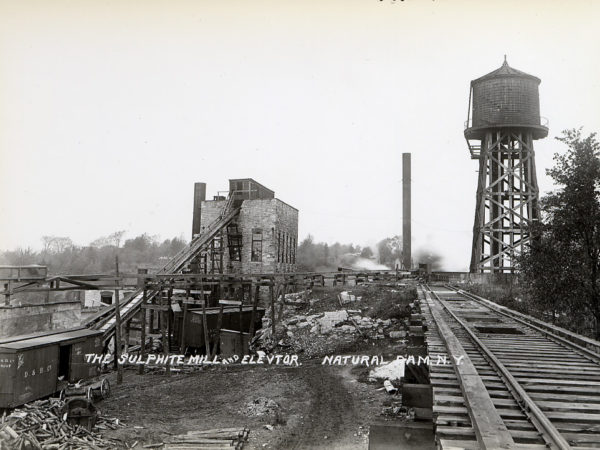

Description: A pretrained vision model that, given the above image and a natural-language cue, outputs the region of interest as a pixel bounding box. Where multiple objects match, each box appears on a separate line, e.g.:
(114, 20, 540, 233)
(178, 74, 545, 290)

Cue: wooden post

(201, 298, 210, 357)
(215, 302, 225, 355)
(114, 255, 123, 385)
(159, 288, 168, 376)
(270, 281, 276, 336)
(248, 283, 259, 338)
(139, 289, 147, 374)
(124, 319, 131, 354)
(238, 285, 244, 355)
(180, 289, 189, 354)
(149, 309, 154, 350)
(200, 280, 210, 357)
(165, 287, 171, 376)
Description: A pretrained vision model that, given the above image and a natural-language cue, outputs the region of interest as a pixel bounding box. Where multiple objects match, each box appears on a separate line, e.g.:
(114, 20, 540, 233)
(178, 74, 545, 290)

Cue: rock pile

(242, 397, 281, 417)
(249, 290, 408, 356)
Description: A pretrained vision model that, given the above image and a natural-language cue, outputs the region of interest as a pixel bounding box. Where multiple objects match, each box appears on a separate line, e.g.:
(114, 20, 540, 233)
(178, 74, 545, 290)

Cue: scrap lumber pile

(0, 398, 122, 449)
(162, 427, 250, 450)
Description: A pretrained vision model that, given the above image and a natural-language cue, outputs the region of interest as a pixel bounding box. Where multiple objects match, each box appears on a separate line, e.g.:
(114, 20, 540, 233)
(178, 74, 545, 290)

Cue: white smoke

(351, 257, 390, 271)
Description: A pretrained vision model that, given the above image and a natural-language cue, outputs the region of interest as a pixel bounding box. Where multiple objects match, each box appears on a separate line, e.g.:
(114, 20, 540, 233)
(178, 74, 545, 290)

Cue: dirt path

(273, 365, 366, 450)
(99, 359, 385, 449)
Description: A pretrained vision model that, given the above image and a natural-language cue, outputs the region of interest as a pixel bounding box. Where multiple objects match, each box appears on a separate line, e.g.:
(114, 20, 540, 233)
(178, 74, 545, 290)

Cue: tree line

(0, 233, 187, 275)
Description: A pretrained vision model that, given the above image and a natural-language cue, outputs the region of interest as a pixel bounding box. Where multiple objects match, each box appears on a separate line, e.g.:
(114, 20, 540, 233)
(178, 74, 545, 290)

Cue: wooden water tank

(465, 58, 548, 140)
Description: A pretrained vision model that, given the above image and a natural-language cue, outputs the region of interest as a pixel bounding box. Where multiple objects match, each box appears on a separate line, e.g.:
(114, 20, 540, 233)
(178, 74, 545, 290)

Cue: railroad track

(419, 283, 600, 450)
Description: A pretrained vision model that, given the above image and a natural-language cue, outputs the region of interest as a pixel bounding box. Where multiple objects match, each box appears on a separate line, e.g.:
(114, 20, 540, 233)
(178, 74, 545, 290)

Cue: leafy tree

(377, 236, 402, 266)
(360, 246, 374, 259)
(40, 236, 73, 254)
(518, 129, 600, 338)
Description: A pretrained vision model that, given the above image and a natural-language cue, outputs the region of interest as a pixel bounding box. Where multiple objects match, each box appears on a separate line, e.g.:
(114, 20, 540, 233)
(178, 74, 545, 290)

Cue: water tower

(465, 57, 548, 273)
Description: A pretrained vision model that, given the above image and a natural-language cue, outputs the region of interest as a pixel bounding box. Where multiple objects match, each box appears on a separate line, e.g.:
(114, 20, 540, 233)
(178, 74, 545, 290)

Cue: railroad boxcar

(0, 328, 103, 408)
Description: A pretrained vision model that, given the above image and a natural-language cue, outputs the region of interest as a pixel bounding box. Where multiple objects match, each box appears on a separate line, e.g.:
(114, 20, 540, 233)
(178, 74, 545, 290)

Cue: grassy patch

(353, 284, 416, 321)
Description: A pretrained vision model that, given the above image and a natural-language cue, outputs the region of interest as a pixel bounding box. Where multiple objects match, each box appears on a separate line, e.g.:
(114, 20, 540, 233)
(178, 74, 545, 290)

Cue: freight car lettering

(22, 365, 51, 379)
(0, 358, 13, 369)
(17, 354, 24, 369)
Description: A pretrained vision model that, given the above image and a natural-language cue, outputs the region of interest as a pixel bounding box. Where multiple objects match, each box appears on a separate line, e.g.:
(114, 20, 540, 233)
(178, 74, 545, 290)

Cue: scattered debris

(242, 397, 280, 417)
(339, 291, 362, 304)
(383, 379, 397, 394)
(369, 359, 406, 381)
(0, 397, 123, 449)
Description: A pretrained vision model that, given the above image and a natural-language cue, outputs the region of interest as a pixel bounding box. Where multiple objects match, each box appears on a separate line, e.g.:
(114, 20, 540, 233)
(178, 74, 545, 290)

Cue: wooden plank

(141, 304, 170, 311)
(437, 426, 542, 441)
(434, 395, 518, 408)
(438, 439, 479, 449)
(433, 405, 525, 420)
(218, 299, 242, 306)
(183, 299, 206, 306)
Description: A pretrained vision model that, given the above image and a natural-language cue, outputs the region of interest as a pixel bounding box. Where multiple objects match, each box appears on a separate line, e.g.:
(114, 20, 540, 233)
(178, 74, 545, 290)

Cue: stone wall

(200, 198, 298, 274)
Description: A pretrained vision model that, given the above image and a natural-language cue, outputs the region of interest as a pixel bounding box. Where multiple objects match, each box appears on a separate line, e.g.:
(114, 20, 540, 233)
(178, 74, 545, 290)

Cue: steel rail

(424, 284, 571, 450)
(453, 286, 600, 364)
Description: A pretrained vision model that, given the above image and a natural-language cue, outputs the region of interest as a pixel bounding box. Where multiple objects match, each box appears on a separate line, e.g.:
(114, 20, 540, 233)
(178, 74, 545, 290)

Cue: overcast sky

(1, 0, 599, 271)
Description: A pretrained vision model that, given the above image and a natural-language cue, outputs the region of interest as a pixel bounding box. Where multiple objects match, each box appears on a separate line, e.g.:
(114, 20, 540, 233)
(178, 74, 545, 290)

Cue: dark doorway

(58, 345, 71, 380)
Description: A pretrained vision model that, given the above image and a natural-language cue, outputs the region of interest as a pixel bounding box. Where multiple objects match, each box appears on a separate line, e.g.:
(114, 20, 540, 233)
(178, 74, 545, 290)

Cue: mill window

(251, 229, 263, 262)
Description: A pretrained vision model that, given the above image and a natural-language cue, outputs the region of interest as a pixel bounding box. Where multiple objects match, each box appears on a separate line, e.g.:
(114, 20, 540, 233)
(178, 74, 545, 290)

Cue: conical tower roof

(472, 57, 540, 84)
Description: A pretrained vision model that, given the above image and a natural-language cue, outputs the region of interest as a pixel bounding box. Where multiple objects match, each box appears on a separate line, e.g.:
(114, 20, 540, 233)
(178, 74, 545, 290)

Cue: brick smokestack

(402, 153, 411, 270)
(192, 182, 206, 238)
